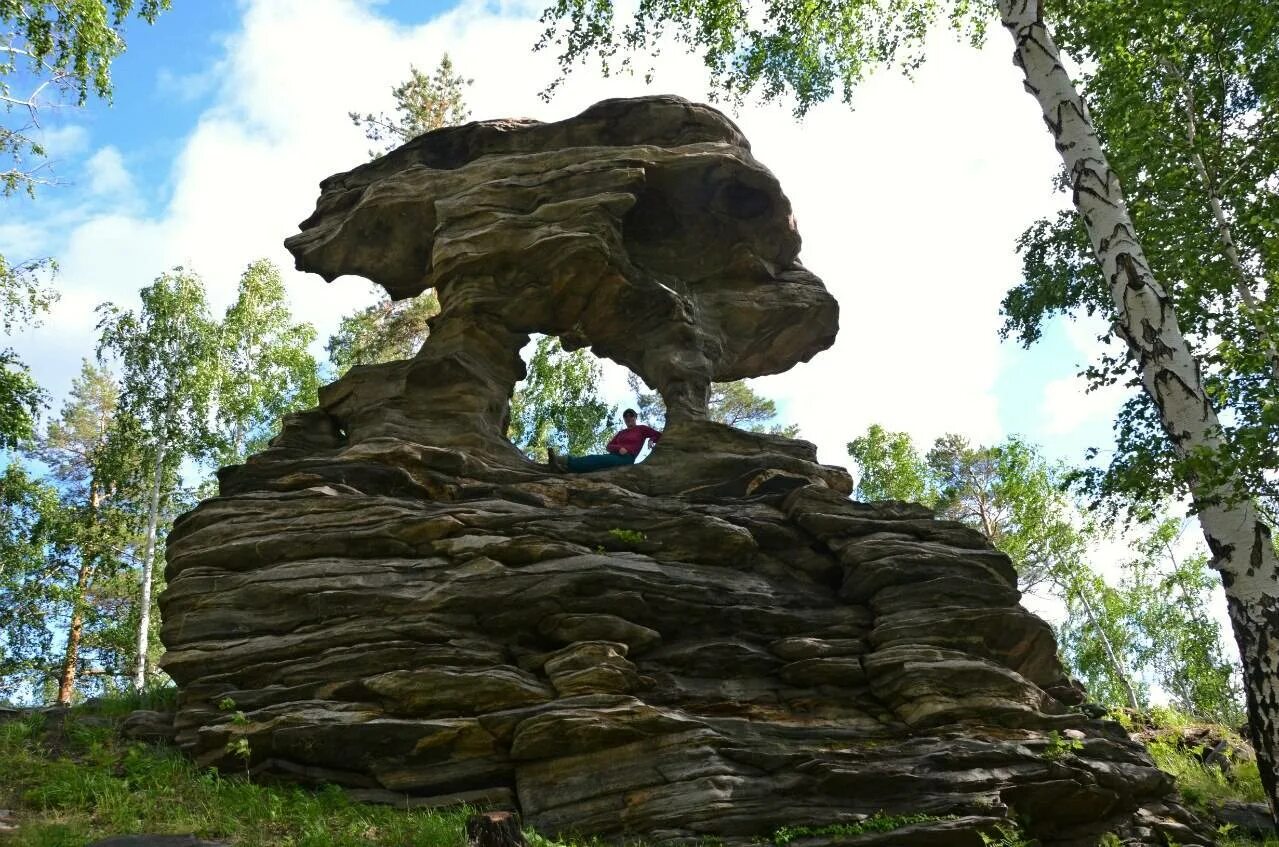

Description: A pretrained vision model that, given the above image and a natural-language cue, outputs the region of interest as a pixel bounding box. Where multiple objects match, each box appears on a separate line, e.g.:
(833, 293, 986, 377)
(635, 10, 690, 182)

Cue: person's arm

(605, 431, 623, 454)
(645, 426, 662, 443)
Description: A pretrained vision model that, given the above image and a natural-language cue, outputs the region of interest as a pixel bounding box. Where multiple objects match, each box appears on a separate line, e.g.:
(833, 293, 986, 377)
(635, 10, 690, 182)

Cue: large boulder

(161, 96, 1209, 846)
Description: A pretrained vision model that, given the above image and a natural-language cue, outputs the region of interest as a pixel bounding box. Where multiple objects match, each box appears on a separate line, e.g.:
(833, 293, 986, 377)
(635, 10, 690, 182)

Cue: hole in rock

(325, 285, 439, 376)
(505, 335, 663, 464)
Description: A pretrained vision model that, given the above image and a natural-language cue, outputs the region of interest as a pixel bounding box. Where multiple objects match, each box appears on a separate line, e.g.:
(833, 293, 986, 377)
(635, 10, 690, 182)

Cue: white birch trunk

(132, 438, 167, 690)
(998, 0, 1279, 825)
(1074, 584, 1140, 712)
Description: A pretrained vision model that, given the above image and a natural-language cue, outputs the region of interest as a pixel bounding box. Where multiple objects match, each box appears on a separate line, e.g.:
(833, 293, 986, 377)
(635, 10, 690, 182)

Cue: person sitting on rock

(548, 408, 661, 473)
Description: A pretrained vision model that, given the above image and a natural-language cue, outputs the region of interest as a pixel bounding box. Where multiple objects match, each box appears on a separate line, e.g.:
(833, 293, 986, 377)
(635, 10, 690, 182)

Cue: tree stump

(466, 811, 526, 847)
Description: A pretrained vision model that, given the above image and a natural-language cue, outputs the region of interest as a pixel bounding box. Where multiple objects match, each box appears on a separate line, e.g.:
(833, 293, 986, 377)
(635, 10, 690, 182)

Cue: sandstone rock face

(283, 95, 837, 452)
(161, 96, 1208, 846)
(163, 478, 1208, 846)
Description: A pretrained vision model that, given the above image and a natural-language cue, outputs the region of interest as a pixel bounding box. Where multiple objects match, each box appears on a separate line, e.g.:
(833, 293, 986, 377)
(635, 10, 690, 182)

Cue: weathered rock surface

(161, 96, 1211, 846)
(161, 478, 1210, 846)
(279, 95, 838, 461)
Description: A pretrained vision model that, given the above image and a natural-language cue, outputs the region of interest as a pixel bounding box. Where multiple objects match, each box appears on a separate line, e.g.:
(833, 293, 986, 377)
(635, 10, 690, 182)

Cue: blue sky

(5, 0, 1126, 477)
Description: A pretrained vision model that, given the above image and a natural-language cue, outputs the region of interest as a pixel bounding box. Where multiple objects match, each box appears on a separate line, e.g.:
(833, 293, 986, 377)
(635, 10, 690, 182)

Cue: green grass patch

(772, 812, 954, 845)
(1039, 730, 1084, 762)
(0, 706, 472, 847)
(606, 529, 647, 547)
(1145, 735, 1266, 810)
(1218, 830, 1279, 847)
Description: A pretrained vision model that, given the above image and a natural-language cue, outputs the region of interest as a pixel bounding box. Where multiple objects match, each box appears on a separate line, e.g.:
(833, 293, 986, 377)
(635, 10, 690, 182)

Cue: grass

(771, 812, 955, 845)
(1144, 733, 1267, 810)
(0, 706, 473, 847)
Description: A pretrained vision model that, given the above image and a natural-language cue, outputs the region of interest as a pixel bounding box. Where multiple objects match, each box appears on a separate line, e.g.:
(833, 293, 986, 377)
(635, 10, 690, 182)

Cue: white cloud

(85, 147, 134, 197)
(15, 0, 1063, 471)
(37, 123, 91, 159)
(1040, 373, 1127, 436)
(155, 66, 221, 104)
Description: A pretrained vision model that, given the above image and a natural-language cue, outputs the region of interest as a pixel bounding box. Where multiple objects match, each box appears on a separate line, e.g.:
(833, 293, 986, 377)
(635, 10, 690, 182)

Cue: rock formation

(160, 96, 1210, 846)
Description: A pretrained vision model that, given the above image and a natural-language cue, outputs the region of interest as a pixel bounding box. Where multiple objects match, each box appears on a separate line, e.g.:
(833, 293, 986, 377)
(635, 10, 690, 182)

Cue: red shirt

(607, 424, 662, 455)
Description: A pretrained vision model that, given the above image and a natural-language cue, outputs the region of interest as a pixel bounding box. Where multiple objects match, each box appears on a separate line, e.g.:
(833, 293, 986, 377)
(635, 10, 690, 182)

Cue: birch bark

(997, 0, 1279, 825)
(132, 437, 167, 690)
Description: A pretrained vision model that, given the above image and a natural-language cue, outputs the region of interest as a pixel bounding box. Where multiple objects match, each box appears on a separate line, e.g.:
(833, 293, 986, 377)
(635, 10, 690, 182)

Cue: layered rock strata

(161, 96, 1209, 846)
(283, 95, 837, 457)
(163, 470, 1208, 846)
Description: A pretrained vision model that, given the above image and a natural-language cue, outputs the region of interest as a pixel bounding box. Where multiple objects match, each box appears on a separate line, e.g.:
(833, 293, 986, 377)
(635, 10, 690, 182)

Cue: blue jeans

(565, 452, 636, 472)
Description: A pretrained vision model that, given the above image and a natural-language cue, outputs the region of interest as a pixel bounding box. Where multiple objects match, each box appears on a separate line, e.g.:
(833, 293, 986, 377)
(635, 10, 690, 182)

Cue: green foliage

(215, 259, 319, 465)
(89, 681, 177, 715)
(32, 360, 143, 701)
(0, 255, 57, 333)
(96, 267, 221, 689)
(0, 350, 45, 450)
(0, 255, 57, 451)
(509, 336, 616, 459)
(978, 822, 1032, 847)
(1, 1, 171, 196)
(607, 528, 646, 546)
(0, 462, 70, 698)
(1040, 730, 1084, 761)
(1218, 828, 1279, 847)
(927, 434, 1083, 594)
(847, 425, 933, 504)
(847, 426, 1083, 594)
(1146, 734, 1266, 810)
(772, 812, 953, 845)
(536, 0, 988, 114)
(96, 267, 221, 470)
(0, 702, 473, 846)
(708, 381, 799, 437)
(1000, 0, 1279, 522)
(326, 289, 439, 375)
(350, 54, 472, 155)
(1056, 519, 1243, 724)
(627, 373, 798, 436)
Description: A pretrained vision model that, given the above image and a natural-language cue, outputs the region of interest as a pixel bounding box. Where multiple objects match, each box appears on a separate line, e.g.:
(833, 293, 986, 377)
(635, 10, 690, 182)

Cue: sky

(3, 0, 1124, 460)
(2, 0, 1220, 633)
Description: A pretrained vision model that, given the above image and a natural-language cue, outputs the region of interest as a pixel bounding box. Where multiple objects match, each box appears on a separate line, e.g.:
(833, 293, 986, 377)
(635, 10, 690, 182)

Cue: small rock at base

(466, 811, 527, 847)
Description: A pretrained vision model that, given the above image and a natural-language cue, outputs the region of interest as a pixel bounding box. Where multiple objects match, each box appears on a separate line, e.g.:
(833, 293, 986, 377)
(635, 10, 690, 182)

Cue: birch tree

(216, 259, 318, 466)
(536, 0, 1279, 822)
(96, 268, 218, 690)
(1002, 0, 1279, 527)
(0, 462, 67, 698)
(509, 335, 616, 459)
(2, 1, 170, 382)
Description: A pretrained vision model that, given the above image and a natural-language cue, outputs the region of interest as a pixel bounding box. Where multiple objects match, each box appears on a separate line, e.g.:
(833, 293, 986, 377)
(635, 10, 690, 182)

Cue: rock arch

(282, 96, 837, 470)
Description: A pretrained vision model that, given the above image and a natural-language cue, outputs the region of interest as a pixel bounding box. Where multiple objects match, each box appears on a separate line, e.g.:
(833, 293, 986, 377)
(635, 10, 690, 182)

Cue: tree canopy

(1002, 0, 1279, 524)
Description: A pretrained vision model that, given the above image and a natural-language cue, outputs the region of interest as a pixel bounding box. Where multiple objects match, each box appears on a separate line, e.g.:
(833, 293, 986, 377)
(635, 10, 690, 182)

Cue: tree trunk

(1073, 581, 1140, 712)
(999, 0, 1279, 826)
(57, 485, 101, 705)
(57, 563, 91, 705)
(133, 440, 167, 690)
